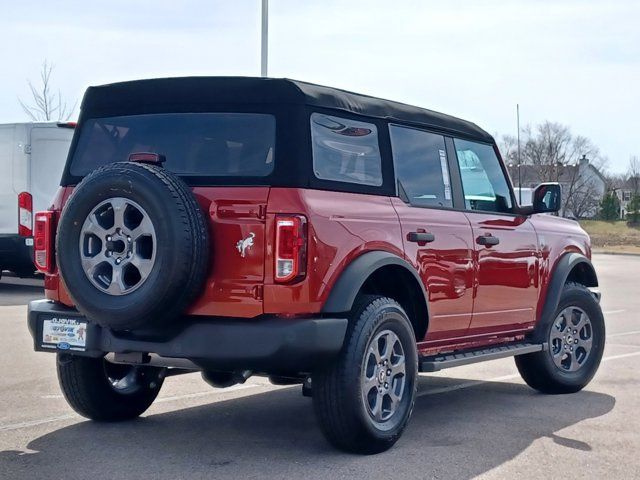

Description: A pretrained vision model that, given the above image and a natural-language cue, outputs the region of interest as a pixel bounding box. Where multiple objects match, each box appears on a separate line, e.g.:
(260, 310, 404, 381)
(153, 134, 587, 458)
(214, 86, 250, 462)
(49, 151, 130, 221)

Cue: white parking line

(599, 351, 640, 362)
(0, 414, 77, 433)
(608, 330, 640, 338)
(155, 383, 260, 403)
(418, 349, 640, 397)
(604, 309, 626, 315)
(417, 374, 520, 396)
(3, 344, 640, 433)
(1, 384, 262, 433)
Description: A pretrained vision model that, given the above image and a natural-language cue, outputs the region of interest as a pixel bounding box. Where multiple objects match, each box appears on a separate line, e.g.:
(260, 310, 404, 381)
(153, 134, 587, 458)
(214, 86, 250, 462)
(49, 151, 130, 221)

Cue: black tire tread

(313, 295, 417, 454)
(516, 282, 605, 394)
(313, 295, 379, 450)
(133, 163, 209, 317)
(57, 355, 162, 421)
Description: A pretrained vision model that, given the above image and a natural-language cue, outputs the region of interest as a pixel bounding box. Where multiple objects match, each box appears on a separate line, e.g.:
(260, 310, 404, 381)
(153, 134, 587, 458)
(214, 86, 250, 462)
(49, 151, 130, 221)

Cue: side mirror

(533, 183, 562, 214)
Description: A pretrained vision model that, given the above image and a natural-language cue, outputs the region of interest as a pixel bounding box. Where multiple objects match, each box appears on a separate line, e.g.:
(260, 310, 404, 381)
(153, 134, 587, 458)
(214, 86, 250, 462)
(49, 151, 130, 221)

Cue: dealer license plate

(41, 317, 88, 351)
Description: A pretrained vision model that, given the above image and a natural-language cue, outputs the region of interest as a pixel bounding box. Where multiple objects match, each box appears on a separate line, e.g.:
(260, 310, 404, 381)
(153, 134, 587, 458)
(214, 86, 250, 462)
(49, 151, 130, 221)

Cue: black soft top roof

(80, 77, 493, 143)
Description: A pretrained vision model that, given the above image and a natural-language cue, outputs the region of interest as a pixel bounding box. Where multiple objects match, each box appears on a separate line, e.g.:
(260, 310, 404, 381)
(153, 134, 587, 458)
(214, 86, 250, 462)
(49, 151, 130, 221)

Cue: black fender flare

(321, 250, 429, 315)
(539, 252, 599, 328)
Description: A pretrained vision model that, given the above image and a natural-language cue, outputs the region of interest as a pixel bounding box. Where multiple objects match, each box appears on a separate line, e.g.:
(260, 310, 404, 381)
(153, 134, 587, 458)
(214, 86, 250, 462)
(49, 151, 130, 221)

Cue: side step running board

(420, 342, 546, 372)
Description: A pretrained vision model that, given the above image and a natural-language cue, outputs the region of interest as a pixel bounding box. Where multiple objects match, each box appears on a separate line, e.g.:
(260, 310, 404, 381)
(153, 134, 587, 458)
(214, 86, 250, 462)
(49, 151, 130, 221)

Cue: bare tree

(498, 134, 518, 165)
(603, 172, 627, 191)
(514, 121, 606, 218)
(562, 165, 602, 219)
(18, 60, 76, 121)
(521, 122, 601, 181)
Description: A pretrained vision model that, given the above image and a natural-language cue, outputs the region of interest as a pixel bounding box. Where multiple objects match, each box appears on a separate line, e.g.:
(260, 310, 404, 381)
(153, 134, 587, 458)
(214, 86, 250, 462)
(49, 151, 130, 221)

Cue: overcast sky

(1, 0, 638, 173)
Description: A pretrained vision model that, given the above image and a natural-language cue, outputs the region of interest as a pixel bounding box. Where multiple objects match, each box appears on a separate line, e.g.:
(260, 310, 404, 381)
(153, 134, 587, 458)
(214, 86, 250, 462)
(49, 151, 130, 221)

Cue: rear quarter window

(70, 113, 275, 178)
(310, 113, 382, 186)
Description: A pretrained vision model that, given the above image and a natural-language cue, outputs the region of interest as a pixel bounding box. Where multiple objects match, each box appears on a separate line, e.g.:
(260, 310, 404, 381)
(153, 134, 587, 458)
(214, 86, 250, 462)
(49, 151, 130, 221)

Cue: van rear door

(29, 125, 74, 214)
(0, 124, 18, 234)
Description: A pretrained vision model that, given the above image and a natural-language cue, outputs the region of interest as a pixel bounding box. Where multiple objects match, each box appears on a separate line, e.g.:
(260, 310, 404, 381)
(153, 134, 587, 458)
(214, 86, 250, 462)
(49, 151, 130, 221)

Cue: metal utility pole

(261, 0, 269, 77)
(517, 104, 522, 204)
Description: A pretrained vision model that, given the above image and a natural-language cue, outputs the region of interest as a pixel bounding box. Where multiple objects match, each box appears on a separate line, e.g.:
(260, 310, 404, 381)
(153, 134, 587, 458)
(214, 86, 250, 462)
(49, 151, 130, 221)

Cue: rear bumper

(27, 300, 348, 374)
(0, 234, 34, 275)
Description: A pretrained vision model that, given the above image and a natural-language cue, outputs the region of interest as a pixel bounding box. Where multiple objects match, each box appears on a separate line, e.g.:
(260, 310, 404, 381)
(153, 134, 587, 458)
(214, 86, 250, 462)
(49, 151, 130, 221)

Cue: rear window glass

(311, 113, 382, 186)
(70, 113, 275, 177)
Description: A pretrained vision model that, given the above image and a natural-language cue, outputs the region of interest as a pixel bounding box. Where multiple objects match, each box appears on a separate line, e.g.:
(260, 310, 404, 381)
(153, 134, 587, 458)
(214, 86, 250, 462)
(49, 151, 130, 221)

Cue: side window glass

(389, 125, 452, 208)
(311, 113, 382, 186)
(454, 139, 513, 213)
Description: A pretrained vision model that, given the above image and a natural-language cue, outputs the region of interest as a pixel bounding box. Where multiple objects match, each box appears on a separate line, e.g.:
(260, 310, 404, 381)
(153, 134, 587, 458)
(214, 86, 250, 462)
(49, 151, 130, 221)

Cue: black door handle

(476, 234, 500, 246)
(407, 232, 435, 244)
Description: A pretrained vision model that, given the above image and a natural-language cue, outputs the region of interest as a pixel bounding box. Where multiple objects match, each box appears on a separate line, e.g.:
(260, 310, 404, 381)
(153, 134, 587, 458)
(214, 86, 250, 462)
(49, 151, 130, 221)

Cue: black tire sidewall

(537, 285, 605, 388)
(348, 299, 418, 441)
(57, 163, 201, 330)
(57, 354, 163, 421)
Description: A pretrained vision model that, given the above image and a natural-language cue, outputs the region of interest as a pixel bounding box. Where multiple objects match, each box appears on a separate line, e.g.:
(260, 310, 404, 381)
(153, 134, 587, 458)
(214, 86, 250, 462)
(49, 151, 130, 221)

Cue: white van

(513, 187, 534, 206)
(0, 122, 74, 277)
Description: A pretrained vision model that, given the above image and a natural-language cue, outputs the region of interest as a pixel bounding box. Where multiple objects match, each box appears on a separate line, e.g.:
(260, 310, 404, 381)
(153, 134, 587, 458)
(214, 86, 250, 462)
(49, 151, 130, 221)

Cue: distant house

(507, 155, 606, 218)
(614, 177, 639, 219)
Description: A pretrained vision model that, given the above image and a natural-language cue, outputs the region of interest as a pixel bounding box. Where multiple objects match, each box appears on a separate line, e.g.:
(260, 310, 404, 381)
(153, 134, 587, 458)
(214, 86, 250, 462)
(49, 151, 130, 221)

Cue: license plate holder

(40, 316, 89, 352)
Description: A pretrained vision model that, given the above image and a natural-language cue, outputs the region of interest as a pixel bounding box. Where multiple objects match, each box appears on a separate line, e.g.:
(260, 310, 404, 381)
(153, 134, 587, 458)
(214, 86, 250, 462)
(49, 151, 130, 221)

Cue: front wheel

(57, 354, 165, 421)
(516, 282, 605, 394)
(312, 295, 418, 454)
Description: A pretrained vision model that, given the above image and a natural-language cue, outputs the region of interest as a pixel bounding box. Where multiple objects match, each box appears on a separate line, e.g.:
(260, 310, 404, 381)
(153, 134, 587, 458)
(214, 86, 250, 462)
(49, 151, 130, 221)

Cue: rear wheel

(57, 354, 164, 421)
(516, 282, 605, 394)
(313, 295, 418, 454)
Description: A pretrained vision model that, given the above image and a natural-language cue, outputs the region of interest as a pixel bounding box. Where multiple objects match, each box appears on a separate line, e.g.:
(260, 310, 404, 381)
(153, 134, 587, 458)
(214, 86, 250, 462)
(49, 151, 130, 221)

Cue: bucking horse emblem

(236, 232, 255, 258)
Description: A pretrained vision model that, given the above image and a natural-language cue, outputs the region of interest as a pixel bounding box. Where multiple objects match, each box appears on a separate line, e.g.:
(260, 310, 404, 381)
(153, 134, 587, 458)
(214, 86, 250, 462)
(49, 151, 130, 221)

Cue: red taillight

(18, 192, 33, 237)
(274, 215, 307, 283)
(34, 211, 55, 273)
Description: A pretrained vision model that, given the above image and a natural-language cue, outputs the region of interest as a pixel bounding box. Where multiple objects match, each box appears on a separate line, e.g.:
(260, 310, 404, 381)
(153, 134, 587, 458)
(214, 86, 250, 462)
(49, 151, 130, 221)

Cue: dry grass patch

(580, 220, 640, 251)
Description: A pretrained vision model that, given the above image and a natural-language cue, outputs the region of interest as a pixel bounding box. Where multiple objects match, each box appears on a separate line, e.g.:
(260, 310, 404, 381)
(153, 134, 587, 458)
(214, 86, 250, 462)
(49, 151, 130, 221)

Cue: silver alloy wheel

(549, 306, 593, 372)
(105, 364, 141, 393)
(103, 361, 148, 394)
(79, 197, 156, 296)
(361, 329, 406, 424)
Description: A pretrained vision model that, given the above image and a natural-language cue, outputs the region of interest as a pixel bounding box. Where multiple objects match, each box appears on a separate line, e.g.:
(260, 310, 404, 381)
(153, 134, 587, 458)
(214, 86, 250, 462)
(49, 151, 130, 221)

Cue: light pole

(261, 0, 269, 77)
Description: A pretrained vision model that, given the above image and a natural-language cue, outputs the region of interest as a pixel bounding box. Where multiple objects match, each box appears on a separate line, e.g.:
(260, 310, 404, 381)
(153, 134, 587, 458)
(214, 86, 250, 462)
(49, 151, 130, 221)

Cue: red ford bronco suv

(27, 77, 604, 454)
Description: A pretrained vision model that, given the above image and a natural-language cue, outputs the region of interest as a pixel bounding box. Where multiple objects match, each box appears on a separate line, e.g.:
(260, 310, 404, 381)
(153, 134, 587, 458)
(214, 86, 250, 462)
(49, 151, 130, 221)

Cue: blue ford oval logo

(57, 342, 70, 350)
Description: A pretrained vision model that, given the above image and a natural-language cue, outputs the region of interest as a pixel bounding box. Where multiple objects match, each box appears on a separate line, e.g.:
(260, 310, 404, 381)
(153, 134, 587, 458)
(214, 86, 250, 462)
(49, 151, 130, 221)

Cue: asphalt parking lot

(0, 254, 638, 480)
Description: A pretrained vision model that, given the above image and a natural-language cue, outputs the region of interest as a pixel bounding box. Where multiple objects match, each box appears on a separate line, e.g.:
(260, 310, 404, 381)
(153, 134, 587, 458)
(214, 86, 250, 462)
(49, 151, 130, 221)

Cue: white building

(508, 155, 606, 218)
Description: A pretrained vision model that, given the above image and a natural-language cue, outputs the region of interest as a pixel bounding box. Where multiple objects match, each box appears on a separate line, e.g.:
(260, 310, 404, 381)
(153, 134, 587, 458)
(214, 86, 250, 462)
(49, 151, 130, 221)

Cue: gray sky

(1, 0, 638, 173)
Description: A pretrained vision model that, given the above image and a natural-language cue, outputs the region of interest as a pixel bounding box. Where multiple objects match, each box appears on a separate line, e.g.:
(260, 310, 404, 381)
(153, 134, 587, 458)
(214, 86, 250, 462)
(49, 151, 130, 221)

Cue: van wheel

(516, 282, 605, 394)
(312, 295, 418, 454)
(57, 354, 164, 421)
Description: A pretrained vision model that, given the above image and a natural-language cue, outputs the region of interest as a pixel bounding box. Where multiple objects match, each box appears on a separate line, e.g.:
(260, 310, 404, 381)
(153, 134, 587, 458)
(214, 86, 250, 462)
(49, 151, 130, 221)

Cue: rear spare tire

(57, 162, 209, 331)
